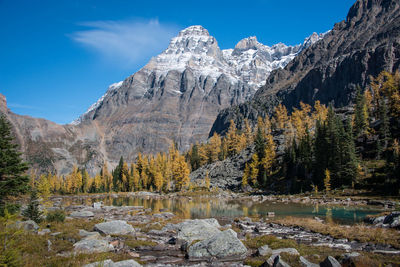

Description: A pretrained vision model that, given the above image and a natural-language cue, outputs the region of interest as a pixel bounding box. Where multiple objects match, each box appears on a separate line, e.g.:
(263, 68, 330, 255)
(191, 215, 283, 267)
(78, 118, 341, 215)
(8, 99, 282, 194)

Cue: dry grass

(244, 234, 400, 267)
(272, 216, 400, 248)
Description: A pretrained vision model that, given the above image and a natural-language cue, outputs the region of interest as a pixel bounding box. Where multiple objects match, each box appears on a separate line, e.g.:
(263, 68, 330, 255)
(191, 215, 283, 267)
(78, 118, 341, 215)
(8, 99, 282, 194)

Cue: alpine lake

(63, 194, 382, 225)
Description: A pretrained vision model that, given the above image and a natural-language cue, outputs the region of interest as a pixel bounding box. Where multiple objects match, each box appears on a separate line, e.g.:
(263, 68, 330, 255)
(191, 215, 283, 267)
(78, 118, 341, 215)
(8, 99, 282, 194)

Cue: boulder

(38, 229, 51, 235)
(114, 260, 142, 267)
(272, 255, 291, 267)
(320, 256, 341, 267)
(261, 255, 291, 267)
(271, 248, 299, 256)
(93, 202, 102, 209)
(94, 220, 135, 235)
(70, 210, 94, 218)
(187, 229, 247, 260)
(73, 237, 114, 253)
(163, 218, 221, 243)
(258, 244, 272, 256)
(299, 256, 319, 267)
(83, 259, 141, 267)
(79, 229, 101, 239)
(16, 220, 39, 231)
(83, 259, 114, 267)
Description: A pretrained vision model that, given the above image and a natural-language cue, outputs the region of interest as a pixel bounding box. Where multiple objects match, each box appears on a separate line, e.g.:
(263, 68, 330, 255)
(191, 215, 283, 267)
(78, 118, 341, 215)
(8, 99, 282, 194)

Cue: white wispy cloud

(70, 19, 179, 67)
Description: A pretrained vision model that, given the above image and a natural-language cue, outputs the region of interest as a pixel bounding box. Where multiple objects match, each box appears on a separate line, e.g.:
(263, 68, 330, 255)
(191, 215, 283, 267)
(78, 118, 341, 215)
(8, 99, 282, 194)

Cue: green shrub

(46, 209, 66, 222)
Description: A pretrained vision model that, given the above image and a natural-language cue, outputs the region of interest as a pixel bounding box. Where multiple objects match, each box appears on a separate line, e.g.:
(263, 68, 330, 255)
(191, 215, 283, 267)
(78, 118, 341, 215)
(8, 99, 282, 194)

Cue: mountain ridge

(210, 0, 400, 136)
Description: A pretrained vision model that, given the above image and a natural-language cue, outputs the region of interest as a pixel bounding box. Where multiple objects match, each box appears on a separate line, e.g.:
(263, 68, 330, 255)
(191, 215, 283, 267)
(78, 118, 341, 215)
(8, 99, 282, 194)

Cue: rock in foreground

(188, 229, 247, 260)
(164, 218, 221, 243)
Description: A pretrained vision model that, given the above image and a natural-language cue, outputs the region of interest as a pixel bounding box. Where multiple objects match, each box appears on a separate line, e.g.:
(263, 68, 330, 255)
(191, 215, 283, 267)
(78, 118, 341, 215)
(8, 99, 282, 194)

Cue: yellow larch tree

(312, 100, 328, 122)
(208, 132, 222, 163)
(172, 155, 190, 191)
(242, 163, 250, 187)
(274, 104, 289, 129)
(324, 169, 331, 193)
(225, 120, 240, 157)
(261, 134, 276, 177)
(243, 118, 253, 146)
(249, 153, 259, 186)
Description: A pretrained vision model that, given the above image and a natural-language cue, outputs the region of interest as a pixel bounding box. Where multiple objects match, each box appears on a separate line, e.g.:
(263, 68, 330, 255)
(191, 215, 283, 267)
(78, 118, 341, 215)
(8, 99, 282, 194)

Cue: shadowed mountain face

(211, 0, 400, 136)
(1, 26, 319, 175)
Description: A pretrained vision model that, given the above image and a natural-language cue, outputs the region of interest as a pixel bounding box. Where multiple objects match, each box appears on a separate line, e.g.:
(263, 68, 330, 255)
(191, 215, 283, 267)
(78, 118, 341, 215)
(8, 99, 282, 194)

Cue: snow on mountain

(70, 81, 123, 125)
(145, 25, 324, 87)
(73, 25, 324, 125)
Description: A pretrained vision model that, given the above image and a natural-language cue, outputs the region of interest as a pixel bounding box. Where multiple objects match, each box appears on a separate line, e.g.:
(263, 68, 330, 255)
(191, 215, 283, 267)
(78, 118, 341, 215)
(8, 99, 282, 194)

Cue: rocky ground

(15, 193, 400, 267)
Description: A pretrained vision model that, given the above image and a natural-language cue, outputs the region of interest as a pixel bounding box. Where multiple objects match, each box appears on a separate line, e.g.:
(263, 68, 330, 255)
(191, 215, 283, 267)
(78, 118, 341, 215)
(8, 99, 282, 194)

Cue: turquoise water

(71, 196, 381, 225)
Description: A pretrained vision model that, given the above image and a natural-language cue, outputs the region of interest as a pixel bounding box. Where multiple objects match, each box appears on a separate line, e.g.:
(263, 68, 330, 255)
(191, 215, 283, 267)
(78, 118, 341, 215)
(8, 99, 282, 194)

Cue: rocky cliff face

(2, 26, 320, 175)
(211, 0, 400, 135)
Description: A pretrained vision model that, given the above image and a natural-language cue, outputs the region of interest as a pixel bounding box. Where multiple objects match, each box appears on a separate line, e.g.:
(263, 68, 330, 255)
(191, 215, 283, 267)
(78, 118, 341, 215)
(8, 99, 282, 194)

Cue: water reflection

(64, 196, 380, 224)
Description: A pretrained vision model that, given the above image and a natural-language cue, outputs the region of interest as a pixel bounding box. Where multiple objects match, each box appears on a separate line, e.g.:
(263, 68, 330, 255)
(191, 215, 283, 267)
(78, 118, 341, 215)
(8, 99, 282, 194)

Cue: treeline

(30, 71, 400, 196)
(31, 144, 190, 194)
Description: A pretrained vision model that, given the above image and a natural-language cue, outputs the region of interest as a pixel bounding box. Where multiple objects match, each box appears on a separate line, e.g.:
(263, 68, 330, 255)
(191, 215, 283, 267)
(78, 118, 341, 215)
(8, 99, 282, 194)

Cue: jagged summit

(234, 36, 260, 50)
(177, 25, 210, 37)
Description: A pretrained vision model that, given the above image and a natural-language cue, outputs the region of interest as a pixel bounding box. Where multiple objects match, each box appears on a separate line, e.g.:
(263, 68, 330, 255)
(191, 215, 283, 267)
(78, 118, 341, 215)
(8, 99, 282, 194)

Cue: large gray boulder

(187, 229, 247, 260)
(94, 220, 135, 235)
(163, 218, 221, 243)
(73, 237, 114, 253)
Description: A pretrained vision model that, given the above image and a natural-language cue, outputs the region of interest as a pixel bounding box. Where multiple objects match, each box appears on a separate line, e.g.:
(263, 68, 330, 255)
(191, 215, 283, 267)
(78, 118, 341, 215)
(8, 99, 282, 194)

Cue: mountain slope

(1, 26, 320, 175)
(211, 0, 400, 136)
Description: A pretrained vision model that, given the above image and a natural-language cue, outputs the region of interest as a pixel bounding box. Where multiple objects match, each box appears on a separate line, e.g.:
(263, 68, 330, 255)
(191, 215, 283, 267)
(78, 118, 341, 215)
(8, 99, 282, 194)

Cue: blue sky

(0, 0, 355, 124)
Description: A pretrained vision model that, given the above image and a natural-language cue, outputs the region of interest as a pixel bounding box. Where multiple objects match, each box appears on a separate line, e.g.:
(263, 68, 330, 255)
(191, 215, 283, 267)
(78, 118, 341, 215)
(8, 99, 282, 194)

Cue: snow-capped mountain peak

(73, 26, 325, 124)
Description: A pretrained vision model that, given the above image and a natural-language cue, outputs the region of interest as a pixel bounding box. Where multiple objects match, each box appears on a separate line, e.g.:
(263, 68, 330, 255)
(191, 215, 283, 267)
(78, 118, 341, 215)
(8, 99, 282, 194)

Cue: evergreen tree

(113, 156, 124, 191)
(189, 144, 201, 170)
(0, 115, 29, 213)
(378, 99, 390, 158)
(22, 190, 43, 223)
(354, 88, 369, 136)
(254, 126, 266, 160)
(339, 120, 358, 186)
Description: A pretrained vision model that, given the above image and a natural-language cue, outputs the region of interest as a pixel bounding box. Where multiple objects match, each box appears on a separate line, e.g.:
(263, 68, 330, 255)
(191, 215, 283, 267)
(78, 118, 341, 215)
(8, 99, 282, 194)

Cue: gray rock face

(163, 218, 221, 243)
(187, 229, 247, 260)
(94, 220, 135, 235)
(211, 0, 400, 136)
(190, 146, 254, 190)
